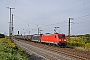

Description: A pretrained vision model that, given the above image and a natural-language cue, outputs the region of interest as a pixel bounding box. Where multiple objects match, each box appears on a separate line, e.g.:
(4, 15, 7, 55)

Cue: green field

(0, 37, 29, 60)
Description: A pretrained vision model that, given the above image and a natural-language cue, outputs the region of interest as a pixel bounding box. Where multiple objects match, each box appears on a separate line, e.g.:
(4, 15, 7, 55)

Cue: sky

(0, 0, 90, 35)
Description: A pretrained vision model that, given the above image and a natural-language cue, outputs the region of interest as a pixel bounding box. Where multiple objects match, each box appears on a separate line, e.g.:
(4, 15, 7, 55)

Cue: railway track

(13, 39, 76, 60)
(13, 39, 90, 60)
(19, 39, 90, 60)
(36, 44, 90, 60)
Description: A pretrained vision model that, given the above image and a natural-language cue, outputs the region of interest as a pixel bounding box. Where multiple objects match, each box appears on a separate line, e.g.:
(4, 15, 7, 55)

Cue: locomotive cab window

(58, 35, 65, 38)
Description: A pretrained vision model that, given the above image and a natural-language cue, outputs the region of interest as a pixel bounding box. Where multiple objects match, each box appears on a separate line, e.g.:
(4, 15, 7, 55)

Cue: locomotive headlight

(64, 39, 66, 41)
(59, 39, 61, 41)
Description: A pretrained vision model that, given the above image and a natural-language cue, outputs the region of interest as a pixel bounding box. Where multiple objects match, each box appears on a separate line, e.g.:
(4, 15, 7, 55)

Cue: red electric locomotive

(41, 33, 67, 46)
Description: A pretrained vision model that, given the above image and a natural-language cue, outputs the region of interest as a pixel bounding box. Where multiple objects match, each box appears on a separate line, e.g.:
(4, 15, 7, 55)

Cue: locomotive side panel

(41, 33, 67, 46)
(41, 34, 58, 44)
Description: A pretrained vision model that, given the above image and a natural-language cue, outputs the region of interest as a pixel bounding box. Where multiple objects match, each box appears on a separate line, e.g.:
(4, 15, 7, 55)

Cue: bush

(85, 43, 90, 48)
(0, 34, 5, 38)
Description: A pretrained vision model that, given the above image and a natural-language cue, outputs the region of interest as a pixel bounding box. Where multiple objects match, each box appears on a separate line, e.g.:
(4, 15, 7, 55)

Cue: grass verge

(0, 37, 29, 60)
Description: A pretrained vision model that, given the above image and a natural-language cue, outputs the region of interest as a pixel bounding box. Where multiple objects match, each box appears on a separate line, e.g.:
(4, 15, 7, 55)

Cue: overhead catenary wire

(74, 14, 90, 19)
(41, 14, 90, 27)
(65, 6, 90, 17)
(14, 14, 67, 27)
(55, 1, 90, 15)
(13, 13, 90, 30)
(13, 15, 38, 25)
(13, 15, 45, 32)
(13, 14, 67, 34)
(41, 0, 79, 15)
(39, 0, 90, 19)
(13, 14, 47, 26)
(7, 0, 90, 21)
(26, 0, 90, 28)
(72, 20, 90, 25)
(13, 1, 90, 30)
(12, 0, 90, 27)
(41, 10, 90, 27)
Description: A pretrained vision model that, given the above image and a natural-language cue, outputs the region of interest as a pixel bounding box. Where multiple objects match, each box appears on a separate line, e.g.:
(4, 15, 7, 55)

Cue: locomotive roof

(43, 33, 65, 36)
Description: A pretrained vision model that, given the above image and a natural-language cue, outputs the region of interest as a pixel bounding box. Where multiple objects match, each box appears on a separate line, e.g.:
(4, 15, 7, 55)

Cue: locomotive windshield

(58, 35, 65, 38)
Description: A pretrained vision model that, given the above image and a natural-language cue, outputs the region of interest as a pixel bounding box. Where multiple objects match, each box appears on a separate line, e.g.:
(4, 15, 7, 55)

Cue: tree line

(0, 33, 5, 38)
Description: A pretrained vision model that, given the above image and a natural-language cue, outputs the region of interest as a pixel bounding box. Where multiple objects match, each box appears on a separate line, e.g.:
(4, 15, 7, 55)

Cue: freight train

(15, 33, 67, 47)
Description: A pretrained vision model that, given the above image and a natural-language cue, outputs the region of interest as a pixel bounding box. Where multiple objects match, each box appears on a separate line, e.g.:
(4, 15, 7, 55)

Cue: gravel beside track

(13, 39, 90, 60)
